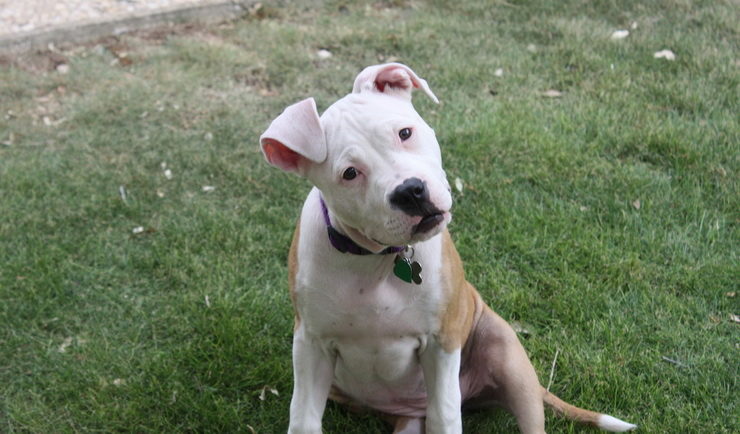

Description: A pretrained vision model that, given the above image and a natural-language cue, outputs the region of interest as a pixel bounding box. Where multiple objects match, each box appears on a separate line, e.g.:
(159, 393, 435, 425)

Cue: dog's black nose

(389, 177, 435, 216)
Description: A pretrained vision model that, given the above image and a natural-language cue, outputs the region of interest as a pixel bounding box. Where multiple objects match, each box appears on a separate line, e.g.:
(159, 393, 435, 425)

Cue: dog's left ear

(352, 63, 439, 104)
(260, 98, 327, 175)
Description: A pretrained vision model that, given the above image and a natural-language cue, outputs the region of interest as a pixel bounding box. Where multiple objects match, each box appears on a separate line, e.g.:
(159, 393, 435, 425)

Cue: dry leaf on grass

(2, 133, 13, 146)
(58, 337, 73, 353)
(132, 226, 156, 236)
(454, 177, 464, 194)
(258, 88, 279, 97)
(611, 30, 629, 40)
(654, 49, 676, 60)
(119, 185, 128, 203)
(258, 386, 279, 401)
(542, 89, 563, 98)
(510, 321, 533, 338)
(632, 199, 641, 210)
(107, 44, 134, 67)
(661, 356, 687, 368)
(42, 116, 66, 127)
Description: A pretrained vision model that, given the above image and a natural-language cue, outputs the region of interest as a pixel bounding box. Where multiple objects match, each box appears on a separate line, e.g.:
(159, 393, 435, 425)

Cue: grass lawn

(1, 0, 737, 432)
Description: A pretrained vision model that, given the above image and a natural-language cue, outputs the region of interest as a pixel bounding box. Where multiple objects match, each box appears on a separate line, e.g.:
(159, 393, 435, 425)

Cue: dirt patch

(0, 20, 219, 73)
(0, 49, 68, 73)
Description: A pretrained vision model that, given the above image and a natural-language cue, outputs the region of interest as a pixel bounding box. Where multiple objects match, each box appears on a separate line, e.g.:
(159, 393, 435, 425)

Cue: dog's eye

(342, 167, 358, 180)
(399, 128, 412, 141)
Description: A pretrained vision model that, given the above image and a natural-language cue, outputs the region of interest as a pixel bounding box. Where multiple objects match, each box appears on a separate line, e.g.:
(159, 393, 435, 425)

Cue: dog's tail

(542, 387, 637, 432)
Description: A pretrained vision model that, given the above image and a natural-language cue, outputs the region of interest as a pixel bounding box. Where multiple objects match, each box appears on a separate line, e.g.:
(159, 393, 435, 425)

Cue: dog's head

(260, 63, 452, 252)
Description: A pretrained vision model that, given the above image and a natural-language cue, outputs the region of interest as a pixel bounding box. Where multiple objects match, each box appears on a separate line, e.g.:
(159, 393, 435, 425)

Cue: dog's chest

(297, 259, 443, 411)
(297, 253, 443, 340)
(295, 231, 444, 399)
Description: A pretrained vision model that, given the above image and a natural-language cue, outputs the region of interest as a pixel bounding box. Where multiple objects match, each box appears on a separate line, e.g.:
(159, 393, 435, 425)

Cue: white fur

(288, 323, 334, 434)
(312, 92, 451, 249)
(598, 414, 638, 432)
(294, 189, 449, 420)
(419, 341, 463, 433)
(274, 67, 455, 430)
(395, 418, 424, 434)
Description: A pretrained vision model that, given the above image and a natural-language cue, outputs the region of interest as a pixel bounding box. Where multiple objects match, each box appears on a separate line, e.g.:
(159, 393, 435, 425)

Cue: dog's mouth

(413, 212, 445, 235)
(366, 211, 449, 248)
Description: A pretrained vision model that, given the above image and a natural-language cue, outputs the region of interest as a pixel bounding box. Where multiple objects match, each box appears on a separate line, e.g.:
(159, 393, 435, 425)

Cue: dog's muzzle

(389, 177, 444, 234)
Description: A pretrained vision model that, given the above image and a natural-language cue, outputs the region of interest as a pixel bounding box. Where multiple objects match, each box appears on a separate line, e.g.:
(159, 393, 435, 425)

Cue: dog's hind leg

(460, 303, 546, 434)
(461, 300, 635, 433)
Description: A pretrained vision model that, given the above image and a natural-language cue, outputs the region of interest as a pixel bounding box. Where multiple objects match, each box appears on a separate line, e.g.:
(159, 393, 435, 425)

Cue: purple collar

(319, 197, 404, 255)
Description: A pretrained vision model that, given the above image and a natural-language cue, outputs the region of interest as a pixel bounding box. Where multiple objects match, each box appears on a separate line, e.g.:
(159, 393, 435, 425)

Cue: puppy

(259, 63, 636, 434)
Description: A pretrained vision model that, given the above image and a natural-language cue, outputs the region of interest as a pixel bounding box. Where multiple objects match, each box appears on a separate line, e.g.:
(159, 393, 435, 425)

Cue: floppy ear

(352, 63, 439, 103)
(259, 98, 327, 174)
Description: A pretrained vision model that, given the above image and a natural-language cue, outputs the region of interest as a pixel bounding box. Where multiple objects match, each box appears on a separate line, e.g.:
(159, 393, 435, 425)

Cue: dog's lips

(413, 212, 445, 234)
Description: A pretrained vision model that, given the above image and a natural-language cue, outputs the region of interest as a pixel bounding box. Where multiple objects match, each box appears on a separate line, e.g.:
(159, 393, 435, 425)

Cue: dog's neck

(319, 196, 404, 256)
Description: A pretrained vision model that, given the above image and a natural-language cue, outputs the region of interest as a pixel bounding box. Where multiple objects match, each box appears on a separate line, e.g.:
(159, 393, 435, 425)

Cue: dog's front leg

(419, 339, 462, 434)
(288, 323, 335, 434)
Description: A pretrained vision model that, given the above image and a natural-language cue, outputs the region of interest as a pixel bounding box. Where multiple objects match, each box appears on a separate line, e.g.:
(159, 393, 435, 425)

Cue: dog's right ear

(259, 98, 326, 174)
(353, 63, 439, 104)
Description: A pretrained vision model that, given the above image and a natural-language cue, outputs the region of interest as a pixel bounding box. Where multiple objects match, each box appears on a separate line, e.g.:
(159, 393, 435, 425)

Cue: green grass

(1, 0, 737, 432)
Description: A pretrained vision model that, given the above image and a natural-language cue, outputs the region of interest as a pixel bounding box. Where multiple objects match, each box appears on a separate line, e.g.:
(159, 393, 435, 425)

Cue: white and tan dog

(259, 63, 636, 434)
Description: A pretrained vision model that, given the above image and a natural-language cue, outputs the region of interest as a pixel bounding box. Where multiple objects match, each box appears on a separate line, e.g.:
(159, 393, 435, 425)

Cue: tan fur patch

(543, 387, 601, 426)
(438, 230, 478, 352)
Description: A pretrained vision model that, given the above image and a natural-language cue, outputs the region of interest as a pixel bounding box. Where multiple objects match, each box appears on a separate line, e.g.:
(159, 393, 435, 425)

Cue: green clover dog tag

(394, 255, 422, 285)
(393, 256, 412, 283)
(410, 261, 422, 284)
